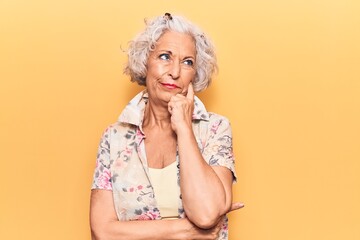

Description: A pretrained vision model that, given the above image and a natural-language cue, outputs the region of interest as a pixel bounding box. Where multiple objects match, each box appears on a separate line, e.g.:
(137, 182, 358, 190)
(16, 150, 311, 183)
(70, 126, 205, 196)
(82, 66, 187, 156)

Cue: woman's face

(146, 30, 196, 105)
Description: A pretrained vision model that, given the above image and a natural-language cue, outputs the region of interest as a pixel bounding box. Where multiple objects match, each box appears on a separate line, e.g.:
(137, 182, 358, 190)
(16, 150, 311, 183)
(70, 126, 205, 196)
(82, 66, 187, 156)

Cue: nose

(168, 60, 180, 79)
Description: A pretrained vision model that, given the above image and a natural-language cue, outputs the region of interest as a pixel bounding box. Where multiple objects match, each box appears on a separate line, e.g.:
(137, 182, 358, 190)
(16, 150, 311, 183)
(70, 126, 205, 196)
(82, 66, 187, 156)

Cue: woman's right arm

(90, 189, 223, 240)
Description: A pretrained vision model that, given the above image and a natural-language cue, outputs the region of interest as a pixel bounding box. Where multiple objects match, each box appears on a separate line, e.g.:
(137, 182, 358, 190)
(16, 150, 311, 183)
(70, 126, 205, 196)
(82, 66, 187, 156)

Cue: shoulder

(207, 112, 231, 123)
(206, 112, 232, 130)
(100, 122, 137, 140)
(193, 112, 233, 140)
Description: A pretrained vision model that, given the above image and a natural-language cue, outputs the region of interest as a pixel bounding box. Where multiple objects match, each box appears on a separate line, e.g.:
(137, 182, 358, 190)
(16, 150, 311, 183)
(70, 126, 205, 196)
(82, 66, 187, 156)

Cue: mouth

(160, 83, 180, 90)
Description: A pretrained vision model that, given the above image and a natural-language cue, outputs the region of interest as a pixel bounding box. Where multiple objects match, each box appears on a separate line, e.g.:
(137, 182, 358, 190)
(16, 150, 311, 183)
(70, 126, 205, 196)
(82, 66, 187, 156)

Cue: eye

(159, 53, 170, 60)
(183, 59, 194, 66)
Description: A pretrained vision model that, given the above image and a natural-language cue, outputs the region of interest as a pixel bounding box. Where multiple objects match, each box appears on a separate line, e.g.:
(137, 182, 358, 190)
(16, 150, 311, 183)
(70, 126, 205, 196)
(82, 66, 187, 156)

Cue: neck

(143, 100, 172, 130)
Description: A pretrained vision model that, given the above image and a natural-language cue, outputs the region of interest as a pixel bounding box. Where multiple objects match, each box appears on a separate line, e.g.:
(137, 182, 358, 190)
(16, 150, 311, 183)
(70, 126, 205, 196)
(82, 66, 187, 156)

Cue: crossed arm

(90, 189, 241, 240)
(90, 86, 241, 239)
(90, 167, 240, 240)
(90, 134, 238, 240)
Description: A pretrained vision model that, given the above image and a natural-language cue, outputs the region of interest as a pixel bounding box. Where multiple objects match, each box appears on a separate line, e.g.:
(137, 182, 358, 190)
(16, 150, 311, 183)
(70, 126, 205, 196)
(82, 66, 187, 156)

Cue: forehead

(155, 31, 196, 55)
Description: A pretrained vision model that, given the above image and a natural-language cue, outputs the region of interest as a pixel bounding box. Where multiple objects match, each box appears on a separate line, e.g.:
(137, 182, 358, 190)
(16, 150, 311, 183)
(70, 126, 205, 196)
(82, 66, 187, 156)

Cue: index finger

(186, 83, 194, 100)
(228, 202, 245, 213)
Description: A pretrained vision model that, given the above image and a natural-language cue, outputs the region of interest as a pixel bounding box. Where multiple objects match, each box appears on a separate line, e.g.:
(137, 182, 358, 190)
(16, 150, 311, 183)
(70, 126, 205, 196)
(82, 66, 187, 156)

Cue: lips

(160, 83, 180, 89)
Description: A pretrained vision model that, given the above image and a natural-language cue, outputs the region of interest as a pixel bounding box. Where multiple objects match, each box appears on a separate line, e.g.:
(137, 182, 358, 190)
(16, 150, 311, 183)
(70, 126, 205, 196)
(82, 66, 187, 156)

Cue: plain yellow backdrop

(1, 0, 359, 239)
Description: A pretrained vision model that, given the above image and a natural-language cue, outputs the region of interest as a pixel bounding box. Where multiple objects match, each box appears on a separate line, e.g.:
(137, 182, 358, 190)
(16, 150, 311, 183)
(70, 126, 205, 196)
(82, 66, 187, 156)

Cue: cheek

(184, 69, 196, 82)
(148, 63, 168, 78)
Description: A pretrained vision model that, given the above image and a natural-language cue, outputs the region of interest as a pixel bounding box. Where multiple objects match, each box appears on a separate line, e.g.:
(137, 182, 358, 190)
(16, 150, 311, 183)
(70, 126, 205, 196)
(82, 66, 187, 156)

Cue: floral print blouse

(91, 90, 237, 239)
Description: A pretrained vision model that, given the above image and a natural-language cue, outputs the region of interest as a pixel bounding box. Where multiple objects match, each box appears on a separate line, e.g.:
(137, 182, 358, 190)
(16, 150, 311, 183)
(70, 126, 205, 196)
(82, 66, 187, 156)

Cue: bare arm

(90, 189, 226, 240)
(168, 84, 235, 229)
(177, 129, 233, 229)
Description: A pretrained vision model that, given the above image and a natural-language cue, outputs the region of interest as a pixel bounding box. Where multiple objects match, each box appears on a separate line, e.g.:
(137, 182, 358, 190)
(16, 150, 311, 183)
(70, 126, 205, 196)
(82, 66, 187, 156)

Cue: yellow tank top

(148, 161, 179, 219)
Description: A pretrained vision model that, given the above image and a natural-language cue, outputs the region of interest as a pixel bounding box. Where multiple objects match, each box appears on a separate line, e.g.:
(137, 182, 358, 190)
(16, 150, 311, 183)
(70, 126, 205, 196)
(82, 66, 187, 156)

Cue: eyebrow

(158, 50, 195, 60)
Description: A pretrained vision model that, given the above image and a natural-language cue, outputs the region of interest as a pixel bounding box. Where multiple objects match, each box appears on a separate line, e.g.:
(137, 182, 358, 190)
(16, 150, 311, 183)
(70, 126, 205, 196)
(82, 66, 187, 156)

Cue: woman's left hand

(168, 83, 194, 133)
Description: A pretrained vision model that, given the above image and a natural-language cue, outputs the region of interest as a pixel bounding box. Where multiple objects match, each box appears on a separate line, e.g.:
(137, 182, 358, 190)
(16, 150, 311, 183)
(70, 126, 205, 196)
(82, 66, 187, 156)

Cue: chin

(148, 87, 182, 104)
(162, 91, 177, 102)
(148, 91, 172, 104)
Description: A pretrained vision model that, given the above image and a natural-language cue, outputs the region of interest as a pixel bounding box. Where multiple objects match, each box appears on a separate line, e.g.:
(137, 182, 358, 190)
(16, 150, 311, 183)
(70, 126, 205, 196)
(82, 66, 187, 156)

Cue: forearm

(177, 127, 231, 228)
(91, 218, 187, 240)
(90, 189, 224, 240)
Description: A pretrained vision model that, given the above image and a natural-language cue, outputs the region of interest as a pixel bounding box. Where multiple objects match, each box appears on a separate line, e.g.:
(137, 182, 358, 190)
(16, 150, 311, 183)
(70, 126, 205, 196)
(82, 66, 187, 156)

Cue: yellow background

(1, 0, 359, 239)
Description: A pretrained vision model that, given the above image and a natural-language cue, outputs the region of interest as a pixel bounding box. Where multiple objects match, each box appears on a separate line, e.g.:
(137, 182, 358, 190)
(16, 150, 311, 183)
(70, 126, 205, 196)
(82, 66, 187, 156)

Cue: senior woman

(90, 13, 242, 240)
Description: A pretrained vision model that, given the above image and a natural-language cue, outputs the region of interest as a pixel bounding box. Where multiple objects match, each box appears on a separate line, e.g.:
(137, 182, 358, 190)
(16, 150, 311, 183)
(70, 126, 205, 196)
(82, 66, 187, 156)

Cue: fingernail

(238, 202, 245, 208)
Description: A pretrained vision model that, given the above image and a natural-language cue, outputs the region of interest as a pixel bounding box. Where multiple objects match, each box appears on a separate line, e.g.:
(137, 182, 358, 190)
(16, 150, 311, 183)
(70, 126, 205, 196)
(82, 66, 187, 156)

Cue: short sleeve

(91, 127, 113, 190)
(202, 116, 237, 182)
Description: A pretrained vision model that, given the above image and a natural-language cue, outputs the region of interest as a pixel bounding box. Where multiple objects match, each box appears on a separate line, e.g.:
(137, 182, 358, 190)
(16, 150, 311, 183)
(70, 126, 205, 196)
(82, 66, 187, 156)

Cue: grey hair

(123, 13, 218, 92)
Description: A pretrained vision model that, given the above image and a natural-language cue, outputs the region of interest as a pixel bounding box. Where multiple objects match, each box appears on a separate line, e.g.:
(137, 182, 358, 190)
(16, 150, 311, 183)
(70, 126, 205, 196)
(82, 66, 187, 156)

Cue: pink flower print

(129, 187, 134, 192)
(201, 140, 206, 149)
(121, 147, 133, 162)
(125, 147, 132, 155)
(136, 214, 152, 220)
(136, 128, 145, 142)
(136, 128, 143, 137)
(222, 223, 228, 230)
(137, 185, 143, 190)
(210, 120, 221, 134)
(97, 169, 111, 190)
(145, 211, 160, 220)
(134, 210, 160, 221)
(221, 217, 229, 230)
(114, 159, 128, 170)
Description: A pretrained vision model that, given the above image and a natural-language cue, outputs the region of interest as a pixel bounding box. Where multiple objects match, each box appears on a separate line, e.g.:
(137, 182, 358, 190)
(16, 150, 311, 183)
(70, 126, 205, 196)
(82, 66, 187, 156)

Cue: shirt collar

(118, 90, 210, 126)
